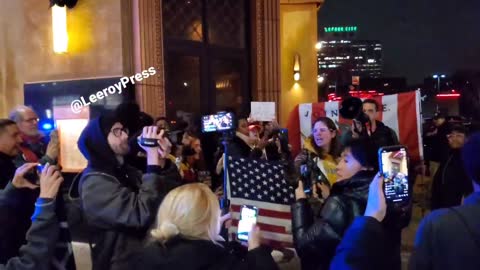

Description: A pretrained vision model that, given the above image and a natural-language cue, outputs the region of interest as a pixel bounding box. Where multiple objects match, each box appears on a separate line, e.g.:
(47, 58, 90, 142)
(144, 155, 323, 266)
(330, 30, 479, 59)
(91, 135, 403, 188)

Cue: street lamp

(317, 75, 325, 83)
(433, 74, 446, 91)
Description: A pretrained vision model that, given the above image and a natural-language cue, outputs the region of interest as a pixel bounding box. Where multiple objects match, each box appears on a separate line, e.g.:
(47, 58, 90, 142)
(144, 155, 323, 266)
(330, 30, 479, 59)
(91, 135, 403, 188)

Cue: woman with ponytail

(130, 183, 279, 270)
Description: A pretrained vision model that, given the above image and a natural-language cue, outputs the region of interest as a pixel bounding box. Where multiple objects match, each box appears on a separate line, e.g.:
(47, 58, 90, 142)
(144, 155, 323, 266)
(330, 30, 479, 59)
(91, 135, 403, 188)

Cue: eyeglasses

(23, 117, 39, 124)
(111, 127, 129, 137)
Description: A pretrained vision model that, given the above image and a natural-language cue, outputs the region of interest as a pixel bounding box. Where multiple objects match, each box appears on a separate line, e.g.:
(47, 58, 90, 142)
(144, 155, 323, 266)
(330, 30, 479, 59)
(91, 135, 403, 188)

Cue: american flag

(227, 156, 295, 248)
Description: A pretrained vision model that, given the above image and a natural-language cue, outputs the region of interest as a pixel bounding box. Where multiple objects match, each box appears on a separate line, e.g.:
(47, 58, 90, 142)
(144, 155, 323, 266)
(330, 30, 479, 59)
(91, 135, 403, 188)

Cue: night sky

(318, 0, 480, 85)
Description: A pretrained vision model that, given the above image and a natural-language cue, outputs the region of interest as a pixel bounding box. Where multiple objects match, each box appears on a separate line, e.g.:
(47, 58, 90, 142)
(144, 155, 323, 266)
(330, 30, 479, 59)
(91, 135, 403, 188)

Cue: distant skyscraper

(317, 26, 383, 79)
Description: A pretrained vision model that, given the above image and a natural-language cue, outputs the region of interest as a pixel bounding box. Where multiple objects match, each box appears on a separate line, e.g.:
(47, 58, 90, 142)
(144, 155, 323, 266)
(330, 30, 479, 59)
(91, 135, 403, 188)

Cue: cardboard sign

(251, 102, 276, 122)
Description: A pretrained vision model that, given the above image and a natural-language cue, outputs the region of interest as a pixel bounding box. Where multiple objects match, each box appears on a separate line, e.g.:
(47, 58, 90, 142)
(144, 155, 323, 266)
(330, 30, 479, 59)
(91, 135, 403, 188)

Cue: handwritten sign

(251, 102, 276, 122)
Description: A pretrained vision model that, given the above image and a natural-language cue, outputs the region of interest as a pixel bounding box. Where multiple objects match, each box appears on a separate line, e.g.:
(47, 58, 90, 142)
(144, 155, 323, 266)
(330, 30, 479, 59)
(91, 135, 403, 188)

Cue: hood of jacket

(77, 117, 119, 173)
(331, 170, 375, 201)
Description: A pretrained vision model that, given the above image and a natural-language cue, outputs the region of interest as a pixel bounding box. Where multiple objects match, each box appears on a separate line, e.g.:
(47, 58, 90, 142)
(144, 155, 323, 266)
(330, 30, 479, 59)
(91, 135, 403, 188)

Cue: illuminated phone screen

(237, 205, 258, 241)
(381, 147, 409, 203)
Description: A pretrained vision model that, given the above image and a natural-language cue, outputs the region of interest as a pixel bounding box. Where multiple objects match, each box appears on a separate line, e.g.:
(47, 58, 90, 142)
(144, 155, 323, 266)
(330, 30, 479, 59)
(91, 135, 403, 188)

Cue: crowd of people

(0, 99, 478, 270)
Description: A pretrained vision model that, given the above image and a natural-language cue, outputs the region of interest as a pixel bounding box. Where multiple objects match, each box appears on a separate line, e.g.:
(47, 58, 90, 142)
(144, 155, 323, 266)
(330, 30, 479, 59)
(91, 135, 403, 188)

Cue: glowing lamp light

(293, 54, 301, 82)
(315, 42, 323, 50)
(294, 72, 301, 81)
(317, 75, 325, 83)
(52, 4, 68, 53)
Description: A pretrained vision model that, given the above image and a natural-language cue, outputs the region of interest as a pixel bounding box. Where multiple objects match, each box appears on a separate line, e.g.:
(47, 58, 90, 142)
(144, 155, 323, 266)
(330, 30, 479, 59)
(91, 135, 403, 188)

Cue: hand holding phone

(237, 205, 258, 242)
(378, 146, 410, 206)
(364, 172, 387, 222)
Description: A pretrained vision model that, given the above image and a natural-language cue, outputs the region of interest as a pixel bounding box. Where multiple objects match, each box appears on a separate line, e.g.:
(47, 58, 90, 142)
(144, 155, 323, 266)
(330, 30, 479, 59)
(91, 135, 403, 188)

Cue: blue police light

(42, 123, 53, 130)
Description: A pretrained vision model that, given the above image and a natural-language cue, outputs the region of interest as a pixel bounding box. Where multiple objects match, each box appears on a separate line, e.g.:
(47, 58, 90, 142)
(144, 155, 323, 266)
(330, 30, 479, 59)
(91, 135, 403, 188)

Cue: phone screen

(237, 205, 258, 241)
(201, 112, 234, 133)
(380, 147, 409, 203)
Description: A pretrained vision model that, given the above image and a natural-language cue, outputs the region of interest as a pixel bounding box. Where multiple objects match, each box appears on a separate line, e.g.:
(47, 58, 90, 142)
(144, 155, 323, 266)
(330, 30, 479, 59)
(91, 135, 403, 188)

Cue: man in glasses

(71, 107, 180, 270)
(9, 105, 59, 166)
(431, 124, 473, 210)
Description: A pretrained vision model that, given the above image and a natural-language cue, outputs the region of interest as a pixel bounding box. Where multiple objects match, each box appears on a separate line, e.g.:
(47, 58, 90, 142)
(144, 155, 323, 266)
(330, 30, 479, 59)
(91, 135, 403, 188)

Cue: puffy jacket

(291, 170, 375, 270)
(70, 117, 180, 270)
(130, 237, 279, 270)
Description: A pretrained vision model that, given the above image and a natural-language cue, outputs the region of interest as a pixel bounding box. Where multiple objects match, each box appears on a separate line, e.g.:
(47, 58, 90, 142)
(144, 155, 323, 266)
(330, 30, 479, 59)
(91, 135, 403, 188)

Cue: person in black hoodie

(431, 124, 473, 210)
(69, 110, 180, 270)
(292, 139, 378, 270)
(131, 183, 279, 270)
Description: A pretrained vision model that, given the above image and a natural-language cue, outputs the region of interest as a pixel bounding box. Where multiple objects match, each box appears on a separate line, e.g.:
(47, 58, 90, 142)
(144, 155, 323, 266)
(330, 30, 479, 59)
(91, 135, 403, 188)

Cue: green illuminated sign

(324, 26, 358, 33)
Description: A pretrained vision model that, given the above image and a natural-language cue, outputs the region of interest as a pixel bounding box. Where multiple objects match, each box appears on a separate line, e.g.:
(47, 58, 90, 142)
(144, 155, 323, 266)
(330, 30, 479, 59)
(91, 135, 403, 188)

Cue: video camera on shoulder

(201, 112, 235, 133)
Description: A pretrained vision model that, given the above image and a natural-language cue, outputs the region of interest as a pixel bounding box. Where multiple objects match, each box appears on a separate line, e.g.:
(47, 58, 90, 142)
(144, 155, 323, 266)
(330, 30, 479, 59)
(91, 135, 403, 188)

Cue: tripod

(219, 131, 231, 241)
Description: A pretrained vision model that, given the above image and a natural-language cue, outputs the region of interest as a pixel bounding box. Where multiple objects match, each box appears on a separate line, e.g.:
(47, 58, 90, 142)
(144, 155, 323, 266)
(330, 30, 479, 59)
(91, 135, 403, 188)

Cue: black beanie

(100, 113, 120, 139)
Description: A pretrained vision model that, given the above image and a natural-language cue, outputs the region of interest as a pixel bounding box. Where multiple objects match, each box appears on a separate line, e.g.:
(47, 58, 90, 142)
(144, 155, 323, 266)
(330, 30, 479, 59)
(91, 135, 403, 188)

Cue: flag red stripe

(231, 204, 292, 219)
(397, 92, 421, 162)
(231, 219, 288, 234)
(287, 104, 301, 158)
(372, 96, 384, 121)
(230, 232, 294, 249)
(311, 102, 326, 124)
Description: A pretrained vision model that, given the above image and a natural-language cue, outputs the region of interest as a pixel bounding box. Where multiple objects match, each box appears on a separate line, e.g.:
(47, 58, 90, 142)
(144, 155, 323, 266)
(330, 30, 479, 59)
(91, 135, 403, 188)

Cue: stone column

(132, 0, 166, 118)
(251, 0, 281, 119)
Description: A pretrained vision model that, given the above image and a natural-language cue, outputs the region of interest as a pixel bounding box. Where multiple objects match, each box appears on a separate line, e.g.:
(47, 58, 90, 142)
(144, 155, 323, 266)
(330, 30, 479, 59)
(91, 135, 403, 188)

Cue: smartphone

(378, 146, 410, 205)
(279, 128, 289, 142)
(24, 164, 46, 185)
(300, 164, 312, 195)
(201, 112, 235, 133)
(237, 205, 258, 242)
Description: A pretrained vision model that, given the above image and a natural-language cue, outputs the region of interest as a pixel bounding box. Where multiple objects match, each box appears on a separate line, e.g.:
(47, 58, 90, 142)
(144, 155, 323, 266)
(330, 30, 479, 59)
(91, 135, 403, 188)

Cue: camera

(201, 112, 235, 133)
(24, 164, 46, 184)
(137, 128, 169, 148)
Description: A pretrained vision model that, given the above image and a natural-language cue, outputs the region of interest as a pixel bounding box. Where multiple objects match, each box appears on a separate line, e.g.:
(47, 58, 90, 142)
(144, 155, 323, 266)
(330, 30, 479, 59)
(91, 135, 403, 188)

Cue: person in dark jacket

(330, 172, 389, 270)
(9, 106, 59, 167)
(330, 132, 480, 270)
(431, 125, 473, 210)
(423, 112, 450, 165)
(3, 112, 76, 270)
(0, 119, 23, 189)
(292, 139, 378, 270)
(69, 111, 180, 270)
(347, 99, 399, 149)
(0, 119, 43, 265)
(131, 183, 279, 270)
(228, 116, 256, 159)
(0, 163, 64, 270)
(409, 131, 480, 270)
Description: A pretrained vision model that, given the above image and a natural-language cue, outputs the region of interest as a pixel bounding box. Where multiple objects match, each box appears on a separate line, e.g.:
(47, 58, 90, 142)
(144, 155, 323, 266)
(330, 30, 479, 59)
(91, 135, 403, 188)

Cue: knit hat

(100, 113, 120, 139)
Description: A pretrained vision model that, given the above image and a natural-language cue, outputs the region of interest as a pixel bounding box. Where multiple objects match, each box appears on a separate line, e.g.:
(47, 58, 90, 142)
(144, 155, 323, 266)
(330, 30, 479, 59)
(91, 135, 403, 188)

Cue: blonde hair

(151, 183, 223, 245)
